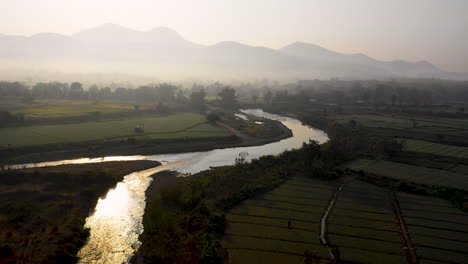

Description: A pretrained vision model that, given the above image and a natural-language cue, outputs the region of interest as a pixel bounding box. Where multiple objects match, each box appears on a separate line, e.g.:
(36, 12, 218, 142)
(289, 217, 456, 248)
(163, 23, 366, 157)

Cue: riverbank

(2, 118, 292, 166)
(0, 160, 160, 264)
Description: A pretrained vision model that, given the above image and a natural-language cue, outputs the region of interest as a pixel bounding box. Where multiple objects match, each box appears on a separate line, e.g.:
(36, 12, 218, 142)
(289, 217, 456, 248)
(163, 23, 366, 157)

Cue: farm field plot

(223, 176, 468, 264)
(401, 138, 468, 160)
(344, 159, 468, 191)
(0, 113, 230, 148)
(222, 177, 341, 263)
(334, 114, 468, 137)
(397, 192, 468, 263)
(328, 180, 407, 264)
(14, 101, 135, 120)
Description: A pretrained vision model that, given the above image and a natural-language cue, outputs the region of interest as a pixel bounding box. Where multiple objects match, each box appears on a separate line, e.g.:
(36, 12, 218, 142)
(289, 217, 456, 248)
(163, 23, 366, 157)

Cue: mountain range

(0, 23, 465, 81)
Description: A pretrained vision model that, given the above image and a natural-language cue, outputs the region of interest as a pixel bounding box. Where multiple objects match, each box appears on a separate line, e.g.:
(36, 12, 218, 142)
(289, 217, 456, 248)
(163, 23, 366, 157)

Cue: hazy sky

(1, 0, 467, 72)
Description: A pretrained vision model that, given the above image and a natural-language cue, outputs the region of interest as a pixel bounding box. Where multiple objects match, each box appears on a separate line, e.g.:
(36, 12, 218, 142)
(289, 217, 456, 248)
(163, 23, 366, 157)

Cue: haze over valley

(1, 23, 466, 83)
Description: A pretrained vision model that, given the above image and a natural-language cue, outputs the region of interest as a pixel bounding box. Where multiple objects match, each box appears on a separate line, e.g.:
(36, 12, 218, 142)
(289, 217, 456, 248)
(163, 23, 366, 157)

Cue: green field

(400, 139, 468, 159)
(328, 181, 407, 264)
(223, 176, 468, 264)
(222, 177, 338, 263)
(14, 101, 136, 120)
(334, 114, 468, 137)
(345, 159, 468, 190)
(0, 113, 230, 148)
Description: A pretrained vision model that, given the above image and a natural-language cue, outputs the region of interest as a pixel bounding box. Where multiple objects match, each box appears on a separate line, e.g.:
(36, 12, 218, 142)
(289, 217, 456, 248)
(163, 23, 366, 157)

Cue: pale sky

(1, 0, 467, 72)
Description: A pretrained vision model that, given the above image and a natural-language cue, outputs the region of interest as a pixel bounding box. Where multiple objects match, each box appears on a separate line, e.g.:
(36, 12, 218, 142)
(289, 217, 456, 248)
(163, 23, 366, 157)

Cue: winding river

(9, 109, 329, 263)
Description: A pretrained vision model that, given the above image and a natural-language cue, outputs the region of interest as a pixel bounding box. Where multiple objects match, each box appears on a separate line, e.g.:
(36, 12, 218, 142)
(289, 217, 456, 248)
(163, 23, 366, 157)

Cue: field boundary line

(406, 232, 468, 243)
(405, 223, 468, 234)
(265, 193, 336, 201)
(254, 197, 327, 207)
(410, 243, 468, 255)
(241, 204, 326, 214)
(403, 215, 468, 226)
(327, 232, 402, 244)
(328, 223, 400, 234)
(228, 212, 319, 224)
(224, 247, 329, 260)
(224, 233, 319, 245)
(331, 213, 397, 224)
(226, 220, 318, 233)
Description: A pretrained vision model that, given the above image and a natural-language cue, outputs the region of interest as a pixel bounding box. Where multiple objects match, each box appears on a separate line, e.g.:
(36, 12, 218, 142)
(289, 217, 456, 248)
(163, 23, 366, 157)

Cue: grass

(14, 101, 135, 120)
(345, 159, 468, 191)
(0, 113, 230, 148)
(400, 139, 468, 159)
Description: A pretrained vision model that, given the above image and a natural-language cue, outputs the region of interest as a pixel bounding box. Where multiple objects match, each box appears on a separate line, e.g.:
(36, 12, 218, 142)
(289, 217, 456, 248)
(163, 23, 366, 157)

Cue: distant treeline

(1, 79, 467, 108)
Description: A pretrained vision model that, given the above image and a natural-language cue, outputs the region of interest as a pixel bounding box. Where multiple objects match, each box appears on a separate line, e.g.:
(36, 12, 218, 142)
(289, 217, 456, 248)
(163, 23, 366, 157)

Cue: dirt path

(390, 192, 419, 264)
(319, 183, 345, 263)
(216, 121, 252, 139)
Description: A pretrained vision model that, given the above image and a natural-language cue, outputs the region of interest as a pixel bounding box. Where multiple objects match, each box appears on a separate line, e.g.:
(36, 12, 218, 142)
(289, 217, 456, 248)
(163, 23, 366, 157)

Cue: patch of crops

(401, 139, 468, 159)
(15, 101, 134, 120)
(222, 178, 335, 263)
(337, 247, 407, 264)
(345, 159, 468, 190)
(223, 235, 328, 257)
(0, 113, 229, 147)
(225, 248, 328, 264)
(396, 192, 468, 263)
(230, 205, 322, 222)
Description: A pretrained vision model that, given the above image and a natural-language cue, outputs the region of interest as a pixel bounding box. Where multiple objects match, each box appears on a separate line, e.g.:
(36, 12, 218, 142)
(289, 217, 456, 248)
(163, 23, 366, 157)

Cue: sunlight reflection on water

(7, 109, 328, 263)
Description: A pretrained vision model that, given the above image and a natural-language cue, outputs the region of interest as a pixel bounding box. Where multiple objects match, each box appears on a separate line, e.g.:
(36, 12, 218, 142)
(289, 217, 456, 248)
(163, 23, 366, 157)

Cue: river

(8, 109, 329, 263)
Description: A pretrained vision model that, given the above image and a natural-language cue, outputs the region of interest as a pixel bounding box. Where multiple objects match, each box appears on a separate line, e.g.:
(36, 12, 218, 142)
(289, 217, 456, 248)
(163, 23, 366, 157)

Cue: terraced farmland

(401, 139, 468, 159)
(397, 192, 468, 263)
(344, 159, 468, 191)
(223, 177, 468, 264)
(328, 181, 407, 263)
(222, 177, 340, 263)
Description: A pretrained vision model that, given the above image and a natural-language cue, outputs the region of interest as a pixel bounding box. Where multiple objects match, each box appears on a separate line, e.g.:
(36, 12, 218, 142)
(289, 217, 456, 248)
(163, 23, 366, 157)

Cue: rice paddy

(344, 159, 468, 191)
(400, 139, 468, 159)
(222, 177, 468, 264)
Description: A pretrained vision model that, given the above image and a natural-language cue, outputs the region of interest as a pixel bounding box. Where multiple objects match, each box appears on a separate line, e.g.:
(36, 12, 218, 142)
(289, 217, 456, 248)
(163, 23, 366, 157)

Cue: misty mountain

(0, 24, 465, 80)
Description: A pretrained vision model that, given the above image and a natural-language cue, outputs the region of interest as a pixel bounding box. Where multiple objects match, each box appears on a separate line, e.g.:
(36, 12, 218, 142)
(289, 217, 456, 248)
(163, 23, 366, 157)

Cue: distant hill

(0, 24, 466, 81)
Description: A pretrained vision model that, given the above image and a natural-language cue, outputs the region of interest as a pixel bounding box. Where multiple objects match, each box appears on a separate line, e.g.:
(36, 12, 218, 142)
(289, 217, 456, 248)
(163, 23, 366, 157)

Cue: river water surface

(9, 109, 329, 263)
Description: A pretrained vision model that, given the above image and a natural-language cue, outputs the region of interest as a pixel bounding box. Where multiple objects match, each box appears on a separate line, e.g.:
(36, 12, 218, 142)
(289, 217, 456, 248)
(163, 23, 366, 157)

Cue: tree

(206, 112, 220, 123)
(190, 89, 206, 111)
(88, 85, 101, 102)
(69, 82, 84, 99)
(158, 83, 176, 102)
(155, 102, 168, 114)
(263, 91, 273, 104)
(235, 152, 249, 166)
(218, 87, 237, 108)
(252, 95, 258, 103)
